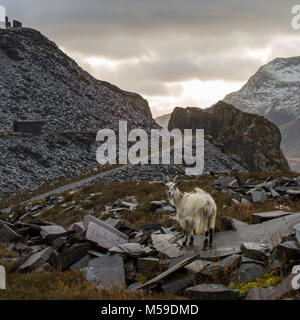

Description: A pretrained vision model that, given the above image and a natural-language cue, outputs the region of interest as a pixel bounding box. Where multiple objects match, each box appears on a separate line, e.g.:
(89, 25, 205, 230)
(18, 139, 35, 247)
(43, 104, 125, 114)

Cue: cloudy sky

(2, 0, 300, 117)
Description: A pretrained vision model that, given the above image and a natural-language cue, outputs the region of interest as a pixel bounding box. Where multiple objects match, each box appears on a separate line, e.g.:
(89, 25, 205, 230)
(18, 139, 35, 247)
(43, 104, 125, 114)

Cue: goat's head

(161, 176, 181, 206)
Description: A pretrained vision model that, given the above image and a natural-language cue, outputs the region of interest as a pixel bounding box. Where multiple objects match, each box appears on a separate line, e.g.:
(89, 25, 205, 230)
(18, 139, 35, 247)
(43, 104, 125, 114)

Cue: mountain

(168, 101, 290, 173)
(155, 113, 171, 128)
(224, 56, 300, 126)
(223, 56, 300, 171)
(0, 28, 155, 132)
(0, 27, 248, 199)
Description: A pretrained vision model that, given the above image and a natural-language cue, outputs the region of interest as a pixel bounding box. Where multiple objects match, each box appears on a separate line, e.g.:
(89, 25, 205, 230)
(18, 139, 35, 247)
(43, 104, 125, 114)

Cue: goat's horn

(166, 176, 170, 182)
(173, 175, 178, 183)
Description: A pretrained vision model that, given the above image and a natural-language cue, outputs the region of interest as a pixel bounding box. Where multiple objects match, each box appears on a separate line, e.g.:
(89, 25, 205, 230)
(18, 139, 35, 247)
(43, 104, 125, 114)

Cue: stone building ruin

(0, 14, 22, 29)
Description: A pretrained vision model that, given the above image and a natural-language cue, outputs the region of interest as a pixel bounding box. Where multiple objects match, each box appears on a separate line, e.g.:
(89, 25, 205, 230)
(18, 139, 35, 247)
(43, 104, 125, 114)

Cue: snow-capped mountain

(224, 56, 300, 126)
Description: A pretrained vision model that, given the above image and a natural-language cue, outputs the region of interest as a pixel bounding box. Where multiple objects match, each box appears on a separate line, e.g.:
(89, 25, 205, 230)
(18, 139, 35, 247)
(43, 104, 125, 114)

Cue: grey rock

(252, 191, 268, 203)
(86, 221, 128, 250)
(86, 254, 125, 290)
(126, 282, 143, 292)
(18, 246, 54, 272)
(0, 223, 21, 242)
(294, 223, 300, 244)
(69, 255, 91, 271)
(88, 250, 104, 258)
(252, 211, 291, 224)
(185, 260, 212, 274)
(109, 243, 153, 257)
(138, 257, 159, 271)
(278, 241, 300, 260)
(137, 253, 199, 290)
(246, 286, 274, 300)
(56, 242, 92, 271)
(153, 240, 183, 259)
(199, 247, 241, 262)
(40, 225, 67, 238)
(185, 284, 240, 300)
(162, 272, 195, 294)
(240, 242, 270, 261)
(104, 218, 122, 229)
(238, 263, 265, 282)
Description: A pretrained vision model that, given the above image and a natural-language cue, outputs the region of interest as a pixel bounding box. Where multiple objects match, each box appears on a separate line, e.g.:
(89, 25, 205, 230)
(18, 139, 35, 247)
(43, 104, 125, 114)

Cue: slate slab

(153, 241, 183, 259)
(136, 253, 199, 290)
(56, 242, 92, 271)
(69, 255, 91, 271)
(83, 214, 128, 240)
(240, 242, 270, 261)
(0, 223, 21, 242)
(109, 243, 153, 257)
(138, 257, 159, 271)
(40, 225, 67, 239)
(199, 247, 241, 262)
(252, 211, 291, 224)
(185, 260, 212, 274)
(278, 241, 300, 260)
(185, 284, 240, 300)
(18, 246, 54, 272)
(294, 223, 300, 244)
(238, 263, 265, 283)
(86, 254, 125, 290)
(86, 221, 128, 250)
(162, 272, 195, 294)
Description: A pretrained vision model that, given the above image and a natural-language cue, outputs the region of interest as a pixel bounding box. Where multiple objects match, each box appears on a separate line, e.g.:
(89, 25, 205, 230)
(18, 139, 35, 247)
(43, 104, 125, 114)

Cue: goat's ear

(161, 182, 167, 187)
(175, 182, 181, 188)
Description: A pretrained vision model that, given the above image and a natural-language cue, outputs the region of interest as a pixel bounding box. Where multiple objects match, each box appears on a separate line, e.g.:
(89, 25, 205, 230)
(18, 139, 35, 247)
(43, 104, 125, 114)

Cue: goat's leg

(209, 228, 214, 248)
(182, 231, 188, 247)
(189, 230, 195, 246)
(203, 230, 209, 250)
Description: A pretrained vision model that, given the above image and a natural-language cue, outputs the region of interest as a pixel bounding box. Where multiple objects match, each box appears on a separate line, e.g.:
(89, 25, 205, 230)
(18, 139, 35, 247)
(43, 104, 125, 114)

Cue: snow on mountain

(223, 56, 300, 126)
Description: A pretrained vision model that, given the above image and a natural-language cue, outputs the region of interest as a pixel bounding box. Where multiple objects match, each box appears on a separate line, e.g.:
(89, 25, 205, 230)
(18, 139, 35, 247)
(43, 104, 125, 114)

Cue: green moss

(230, 272, 283, 294)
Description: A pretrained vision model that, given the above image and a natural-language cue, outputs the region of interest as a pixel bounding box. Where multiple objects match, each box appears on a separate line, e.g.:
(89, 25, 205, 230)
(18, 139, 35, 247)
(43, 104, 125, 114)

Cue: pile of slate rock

(210, 175, 300, 205)
(1, 205, 300, 300)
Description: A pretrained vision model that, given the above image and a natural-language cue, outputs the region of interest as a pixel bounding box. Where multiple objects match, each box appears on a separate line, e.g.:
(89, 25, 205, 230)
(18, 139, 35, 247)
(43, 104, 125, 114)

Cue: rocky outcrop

(168, 101, 290, 172)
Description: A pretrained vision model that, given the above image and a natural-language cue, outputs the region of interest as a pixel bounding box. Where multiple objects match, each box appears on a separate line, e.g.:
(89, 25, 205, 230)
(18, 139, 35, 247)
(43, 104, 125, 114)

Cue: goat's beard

(168, 197, 175, 207)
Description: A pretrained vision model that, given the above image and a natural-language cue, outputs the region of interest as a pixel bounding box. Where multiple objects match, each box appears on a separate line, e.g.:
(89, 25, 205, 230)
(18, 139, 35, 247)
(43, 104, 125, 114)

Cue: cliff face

(0, 28, 156, 132)
(168, 101, 290, 173)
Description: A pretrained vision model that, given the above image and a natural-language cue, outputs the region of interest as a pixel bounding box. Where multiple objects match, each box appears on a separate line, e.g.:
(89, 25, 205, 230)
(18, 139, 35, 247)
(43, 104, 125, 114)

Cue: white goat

(162, 177, 217, 250)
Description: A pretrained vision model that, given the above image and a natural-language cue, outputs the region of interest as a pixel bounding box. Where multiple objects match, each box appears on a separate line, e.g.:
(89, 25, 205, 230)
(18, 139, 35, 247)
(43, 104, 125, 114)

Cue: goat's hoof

(182, 241, 187, 247)
(189, 241, 194, 247)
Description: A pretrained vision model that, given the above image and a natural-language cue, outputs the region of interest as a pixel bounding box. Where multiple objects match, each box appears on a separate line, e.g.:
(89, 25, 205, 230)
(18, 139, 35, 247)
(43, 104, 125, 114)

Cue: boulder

(56, 242, 92, 271)
(185, 284, 240, 300)
(153, 241, 183, 259)
(294, 223, 300, 244)
(138, 257, 159, 271)
(18, 246, 54, 272)
(185, 260, 212, 274)
(162, 272, 195, 294)
(240, 242, 270, 261)
(246, 287, 274, 300)
(0, 223, 21, 242)
(238, 263, 265, 282)
(85, 254, 125, 290)
(277, 241, 300, 260)
(69, 255, 91, 271)
(85, 221, 128, 250)
(251, 191, 268, 203)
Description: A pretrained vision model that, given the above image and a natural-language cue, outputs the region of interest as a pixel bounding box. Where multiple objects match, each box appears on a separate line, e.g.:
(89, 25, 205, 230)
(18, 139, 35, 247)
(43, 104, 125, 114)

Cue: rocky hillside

(223, 56, 300, 171)
(168, 101, 290, 172)
(0, 28, 250, 199)
(0, 28, 155, 132)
